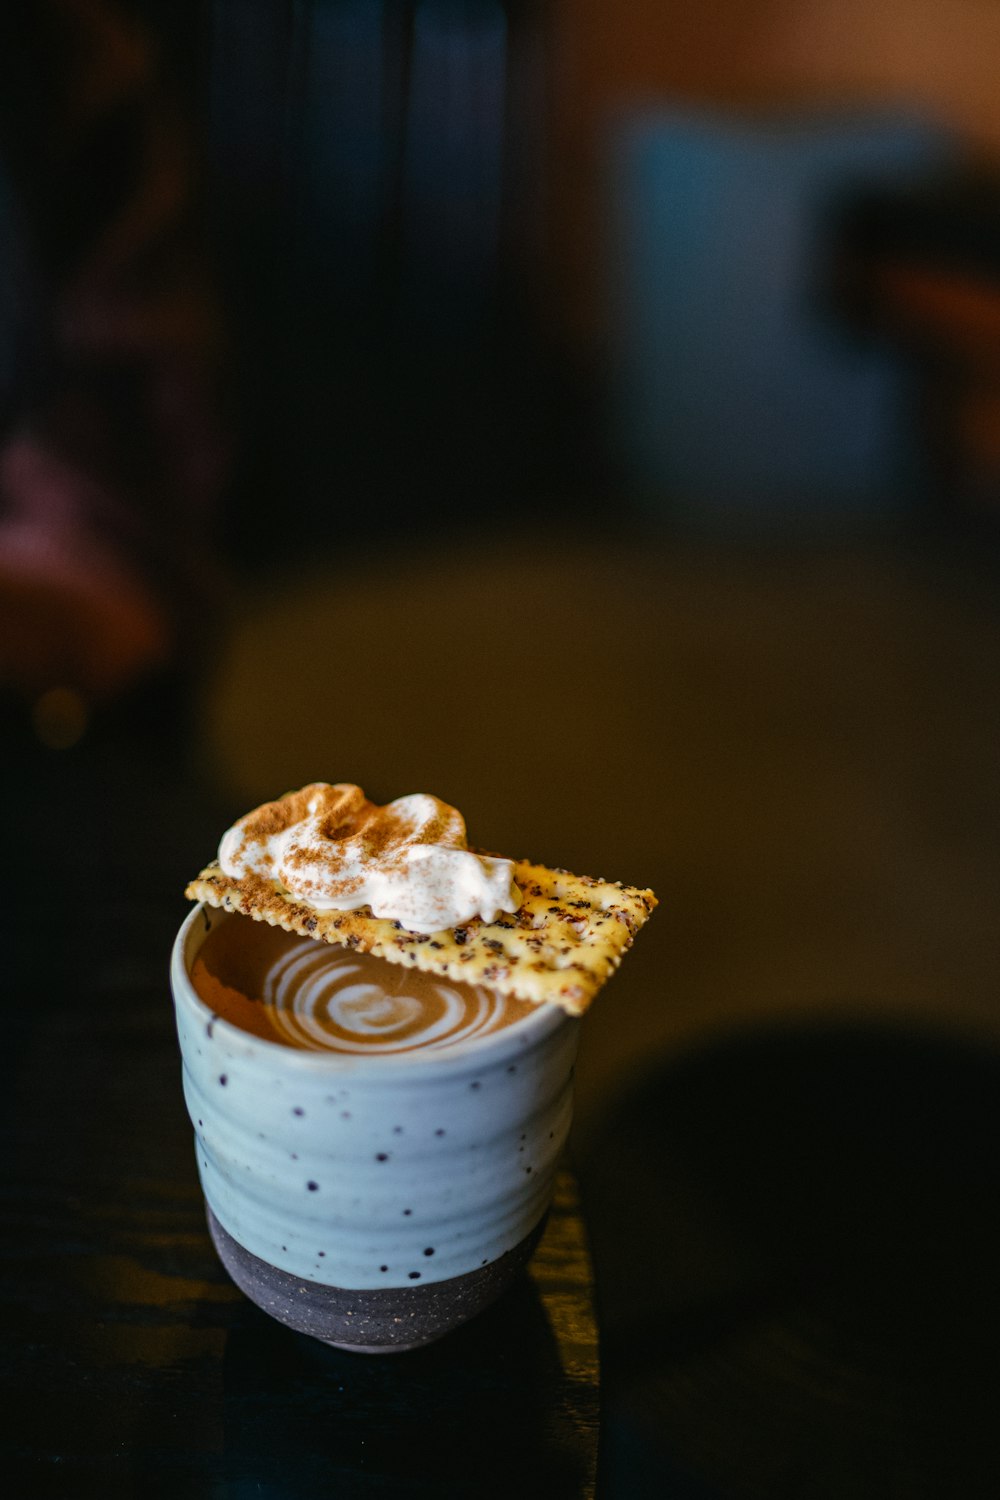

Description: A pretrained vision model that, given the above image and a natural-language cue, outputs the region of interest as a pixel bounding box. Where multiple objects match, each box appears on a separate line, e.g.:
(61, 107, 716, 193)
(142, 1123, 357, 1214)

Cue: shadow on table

(582, 1014, 1000, 1500)
(217, 1271, 588, 1499)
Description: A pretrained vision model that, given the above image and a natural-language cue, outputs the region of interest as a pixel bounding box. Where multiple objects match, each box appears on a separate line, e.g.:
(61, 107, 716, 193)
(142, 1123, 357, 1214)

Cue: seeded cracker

(185, 860, 656, 1015)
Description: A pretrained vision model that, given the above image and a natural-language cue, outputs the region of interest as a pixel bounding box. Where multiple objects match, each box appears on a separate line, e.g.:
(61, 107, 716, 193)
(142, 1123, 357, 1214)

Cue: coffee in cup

(190, 914, 536, 1054)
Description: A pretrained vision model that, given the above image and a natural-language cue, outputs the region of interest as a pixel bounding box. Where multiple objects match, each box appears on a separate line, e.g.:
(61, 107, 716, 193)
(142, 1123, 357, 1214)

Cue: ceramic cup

(170, 903, 580, 1352)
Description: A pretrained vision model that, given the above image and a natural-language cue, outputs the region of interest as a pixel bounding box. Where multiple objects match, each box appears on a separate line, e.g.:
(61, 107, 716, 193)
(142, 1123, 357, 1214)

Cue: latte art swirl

(190, 917, 533, 1055)
(263, 944, 512, 1054)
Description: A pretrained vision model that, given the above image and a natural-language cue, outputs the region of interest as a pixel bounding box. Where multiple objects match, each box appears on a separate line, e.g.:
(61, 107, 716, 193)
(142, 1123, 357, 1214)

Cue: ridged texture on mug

(172, 905, 578, 1292)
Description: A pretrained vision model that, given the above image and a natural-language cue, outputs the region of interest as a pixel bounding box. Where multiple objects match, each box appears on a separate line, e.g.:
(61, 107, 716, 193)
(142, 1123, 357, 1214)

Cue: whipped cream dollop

(218, 782, 521, 935)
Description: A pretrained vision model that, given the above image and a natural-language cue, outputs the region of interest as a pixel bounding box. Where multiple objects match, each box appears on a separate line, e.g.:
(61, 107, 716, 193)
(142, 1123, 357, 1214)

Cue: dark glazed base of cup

(207, 1208, 545, 1352)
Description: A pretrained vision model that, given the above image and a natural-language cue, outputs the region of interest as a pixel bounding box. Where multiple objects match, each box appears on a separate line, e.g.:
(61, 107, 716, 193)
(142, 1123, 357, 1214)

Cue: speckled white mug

(170, 903, 580, 1351)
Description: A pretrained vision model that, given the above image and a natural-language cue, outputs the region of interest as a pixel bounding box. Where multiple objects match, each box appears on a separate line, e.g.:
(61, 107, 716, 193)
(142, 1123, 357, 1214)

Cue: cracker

(185, 860, 656, 1015)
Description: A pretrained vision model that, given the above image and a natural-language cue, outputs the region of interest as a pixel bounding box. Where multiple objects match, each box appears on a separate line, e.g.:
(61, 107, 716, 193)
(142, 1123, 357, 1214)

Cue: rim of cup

(171, 902, 574, 1076)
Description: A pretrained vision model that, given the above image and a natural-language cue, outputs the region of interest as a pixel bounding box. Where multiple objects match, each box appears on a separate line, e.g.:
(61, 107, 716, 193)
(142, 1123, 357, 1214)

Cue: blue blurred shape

(208, 0, 386, 314)
(606, 111, 955, 531)
(402, 0, 508, 333)
(293, 0, 386, 298)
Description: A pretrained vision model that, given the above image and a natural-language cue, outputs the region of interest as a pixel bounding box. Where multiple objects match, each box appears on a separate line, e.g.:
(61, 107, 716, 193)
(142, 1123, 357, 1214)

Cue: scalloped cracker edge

(185, 860, 656, 1015)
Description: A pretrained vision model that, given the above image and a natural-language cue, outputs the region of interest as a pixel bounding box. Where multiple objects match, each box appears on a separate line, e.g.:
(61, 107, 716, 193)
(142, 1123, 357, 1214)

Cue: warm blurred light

(32, 687, 89, 750)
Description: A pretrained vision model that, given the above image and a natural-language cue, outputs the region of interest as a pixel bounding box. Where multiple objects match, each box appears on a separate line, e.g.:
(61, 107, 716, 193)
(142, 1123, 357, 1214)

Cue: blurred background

(4, 2, 1000, 1493)
(4, 0, 997, 1128)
